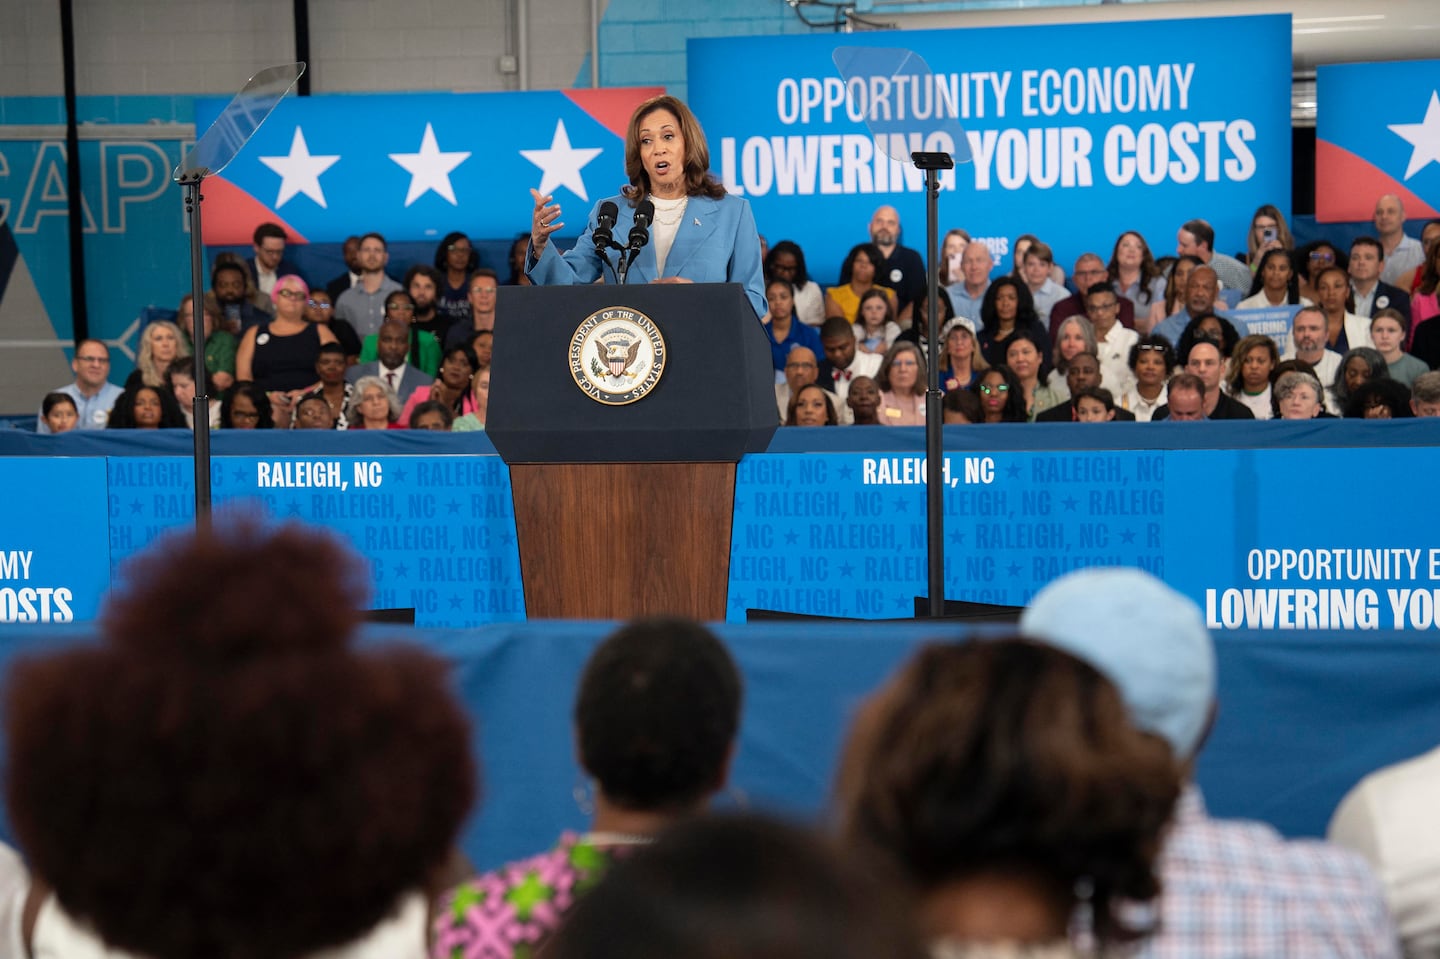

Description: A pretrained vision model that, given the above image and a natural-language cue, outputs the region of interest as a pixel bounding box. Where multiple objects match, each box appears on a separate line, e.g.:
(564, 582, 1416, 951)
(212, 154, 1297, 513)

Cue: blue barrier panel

(3, 421, 1439, 630)
(5, 621, 1440, 871)
(0, 457, 111, 624)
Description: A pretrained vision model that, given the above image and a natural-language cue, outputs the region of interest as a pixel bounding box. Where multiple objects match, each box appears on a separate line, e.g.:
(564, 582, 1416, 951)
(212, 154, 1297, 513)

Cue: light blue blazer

(528, 192, 766, 318)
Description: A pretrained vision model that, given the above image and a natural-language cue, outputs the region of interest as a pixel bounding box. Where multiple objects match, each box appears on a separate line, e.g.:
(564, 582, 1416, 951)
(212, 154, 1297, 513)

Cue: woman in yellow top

(825, 243, 896, 323)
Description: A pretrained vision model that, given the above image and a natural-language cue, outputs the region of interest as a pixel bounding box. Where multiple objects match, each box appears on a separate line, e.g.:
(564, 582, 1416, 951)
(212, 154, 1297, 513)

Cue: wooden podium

(487, 284, 777, 620)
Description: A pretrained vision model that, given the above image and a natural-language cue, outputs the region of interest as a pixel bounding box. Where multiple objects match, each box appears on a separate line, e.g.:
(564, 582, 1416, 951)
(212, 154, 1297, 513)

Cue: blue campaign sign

(193, 88, 662, 245)
(106, 455, 525, 626)
(1229, 304, 1299, 353)
(728, 450, 1165, 620)
(689, 15, 1291, 279)
(1317, 60, 1440, 223)
(1166, 448, 1440, 631)
(0, 457, 112, 624)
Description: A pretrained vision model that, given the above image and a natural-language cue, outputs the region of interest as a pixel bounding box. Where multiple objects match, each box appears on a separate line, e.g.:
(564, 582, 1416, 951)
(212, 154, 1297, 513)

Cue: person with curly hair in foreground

(4, 519, 476, 959)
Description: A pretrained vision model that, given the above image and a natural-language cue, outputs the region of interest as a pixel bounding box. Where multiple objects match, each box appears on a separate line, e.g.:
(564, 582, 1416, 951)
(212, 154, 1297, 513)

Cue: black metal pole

(293, 0, 311, 96)
(59, 0, 89, 344)
(912, 151, 954, 619)
(182, 177, 212, 529)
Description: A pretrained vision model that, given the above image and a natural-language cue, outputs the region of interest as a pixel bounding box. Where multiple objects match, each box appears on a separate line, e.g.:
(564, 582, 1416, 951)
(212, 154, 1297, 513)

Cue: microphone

(593, 200, 618, 252)
(628, 199, 654, 251)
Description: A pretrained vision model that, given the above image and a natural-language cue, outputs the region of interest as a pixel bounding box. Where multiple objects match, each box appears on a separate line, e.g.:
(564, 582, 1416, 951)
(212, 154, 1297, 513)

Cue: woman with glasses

(1295, 240, 1345, 304)
(220, 381, 275, 430)
(1118, 335, 1174, 422)
(433, 231, 478, 327)
(303, 288, 361, 363)
(876, 341, 927, 425)
(236, 275, 338, 423)
(970, 366, 1027, 424)
(357, 291, 442, 377)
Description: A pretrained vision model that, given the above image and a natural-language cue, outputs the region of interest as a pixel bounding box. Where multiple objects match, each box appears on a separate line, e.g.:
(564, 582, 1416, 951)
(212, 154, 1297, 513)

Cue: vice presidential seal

(570, 306, 666, 405)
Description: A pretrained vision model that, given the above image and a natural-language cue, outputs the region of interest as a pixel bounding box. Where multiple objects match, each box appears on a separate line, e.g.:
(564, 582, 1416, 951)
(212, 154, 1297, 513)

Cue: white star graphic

(258, 127, 340, 208)
(520, 120, 603, 201)
(389, 123, 471, 207)
(1388, 90, 1440, 181)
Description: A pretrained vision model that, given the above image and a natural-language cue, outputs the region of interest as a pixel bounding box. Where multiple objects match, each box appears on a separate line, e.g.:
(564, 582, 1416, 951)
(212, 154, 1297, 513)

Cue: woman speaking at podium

(527, 94, 766, 318)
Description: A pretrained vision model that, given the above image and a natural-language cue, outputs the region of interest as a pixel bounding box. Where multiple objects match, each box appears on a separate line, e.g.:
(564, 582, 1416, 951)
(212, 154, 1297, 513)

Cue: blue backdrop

(688, 14, 1293, 280)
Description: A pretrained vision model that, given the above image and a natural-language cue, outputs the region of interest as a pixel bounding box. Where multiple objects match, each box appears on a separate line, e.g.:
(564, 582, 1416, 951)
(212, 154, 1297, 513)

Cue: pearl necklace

(649, 194, 688, 226)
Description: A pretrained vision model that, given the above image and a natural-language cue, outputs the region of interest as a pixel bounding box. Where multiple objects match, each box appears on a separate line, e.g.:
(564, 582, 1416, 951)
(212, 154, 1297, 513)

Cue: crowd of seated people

(33, 196, 1440, 433)
(34, 225, 506, 434)
(4, 522, 1427, 958)
(752, 195, 1440, 425)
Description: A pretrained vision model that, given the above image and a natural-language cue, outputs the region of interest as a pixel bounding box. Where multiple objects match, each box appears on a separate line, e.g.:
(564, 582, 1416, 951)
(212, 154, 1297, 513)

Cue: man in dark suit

(1349, 236, 1412, 326)
(345, 320, 432, 398)
(245, 222, 301, 298)
(1034, 351, 1136, 421)
(325, 235, 363, 304)
(1152, 342, 1254, 421)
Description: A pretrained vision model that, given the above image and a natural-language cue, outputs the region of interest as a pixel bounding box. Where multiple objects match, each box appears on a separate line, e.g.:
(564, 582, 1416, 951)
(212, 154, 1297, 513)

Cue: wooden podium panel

(509, 462, 736, 620)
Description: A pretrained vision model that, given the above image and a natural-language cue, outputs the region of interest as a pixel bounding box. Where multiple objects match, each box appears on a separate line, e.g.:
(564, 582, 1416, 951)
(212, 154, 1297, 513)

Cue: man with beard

(206, 260, 268, 334)
(868, 205, 926, 326)
(1282, 306, 1342, 412)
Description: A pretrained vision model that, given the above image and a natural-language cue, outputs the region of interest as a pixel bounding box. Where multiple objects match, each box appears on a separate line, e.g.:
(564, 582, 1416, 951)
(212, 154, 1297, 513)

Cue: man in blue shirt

(36, 340, 124, 432)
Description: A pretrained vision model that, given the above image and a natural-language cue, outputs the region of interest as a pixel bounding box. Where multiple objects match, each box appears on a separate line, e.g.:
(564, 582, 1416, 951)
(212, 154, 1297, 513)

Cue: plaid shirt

(1134, 786, 1400, 958)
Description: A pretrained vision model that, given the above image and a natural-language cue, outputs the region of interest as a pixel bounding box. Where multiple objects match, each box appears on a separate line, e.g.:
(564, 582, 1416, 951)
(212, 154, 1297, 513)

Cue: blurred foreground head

(4, 519, 476, 959)
(835, 637, 1181, 947)
(541, 813, 926, 959)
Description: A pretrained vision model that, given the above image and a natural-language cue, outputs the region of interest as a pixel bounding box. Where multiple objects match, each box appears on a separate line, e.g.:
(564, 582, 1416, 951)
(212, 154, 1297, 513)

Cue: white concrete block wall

(1, 1, 64, 96)
(69, 0, 295, 95)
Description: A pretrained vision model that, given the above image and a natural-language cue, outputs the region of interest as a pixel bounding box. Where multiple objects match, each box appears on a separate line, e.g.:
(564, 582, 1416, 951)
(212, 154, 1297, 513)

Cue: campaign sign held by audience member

(1317, 60, 1440, 223)
(193, 88, 662, 245)
(688, 15, 1291, 281)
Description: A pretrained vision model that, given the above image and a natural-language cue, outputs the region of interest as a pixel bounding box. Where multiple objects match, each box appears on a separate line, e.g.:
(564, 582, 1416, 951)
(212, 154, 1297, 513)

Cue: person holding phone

(1244, 204, 1294, 268)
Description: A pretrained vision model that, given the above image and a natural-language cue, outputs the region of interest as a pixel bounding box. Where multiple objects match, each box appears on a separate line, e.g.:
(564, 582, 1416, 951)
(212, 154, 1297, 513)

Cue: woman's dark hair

(941, 388, 982, 423)
(1246, 248, 1301, 303)
(1176, 313, 1240, 364)
(970, 365, 1028, 423)
(383, 289, 428, 373)
(1345, 378, 1414, 419)
(621, 95, 727, 202)
(1163, 254, 1205, 314)
(838, 243, 884, 286)
(979, 275, 1039, 333)
(165, 356, 214, 395)
(574, 618, 742, 811)
(42, 391, 78, 417)
(910, 286, 955, 339)
(220, 381, 275, 429)
(785, 383, 838, 426)
(1333, 346, 1390, 408)
(106, 385, 187, 429)
(1224, 335, 1281, 394)
(507, 233, 530, 285)
(433, 231, 478, 273)
(1129, 334, 1177, 372)
(834, 637, 1181, 947)
(1000, 325, 1051, 383)
(1296, 239, 1348, 281)
(765, 240, 811, 288)
(4, 519, 476, 959)
(544, 814, 925, 959)
(409, 399, 456, 429)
